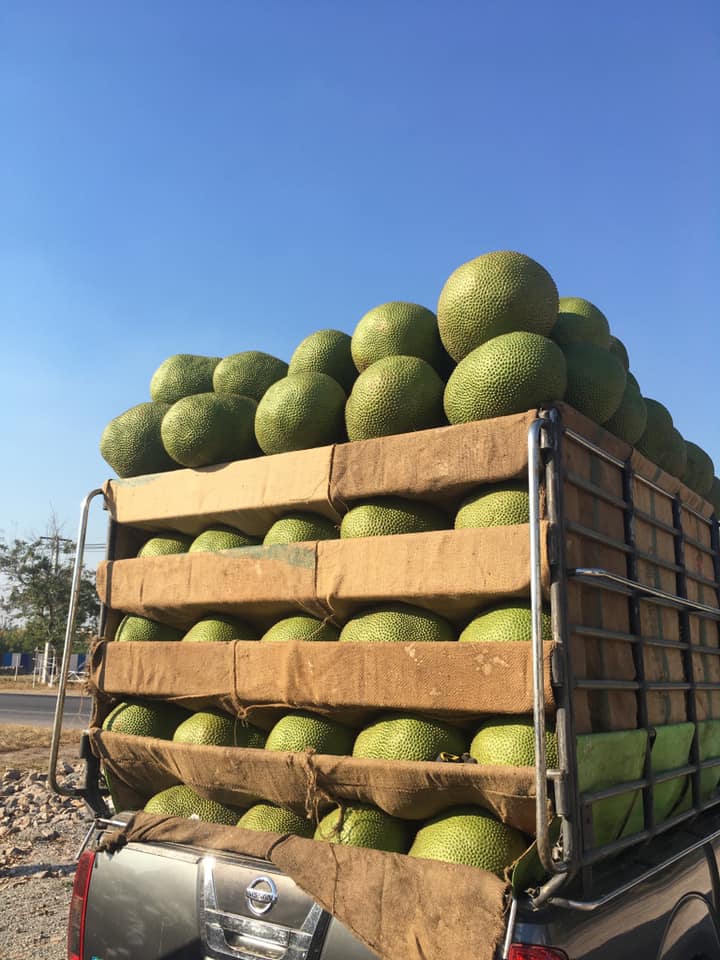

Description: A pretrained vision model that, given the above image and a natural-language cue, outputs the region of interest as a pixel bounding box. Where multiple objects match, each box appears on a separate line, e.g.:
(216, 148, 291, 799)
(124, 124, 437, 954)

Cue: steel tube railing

(48, 488, 105, 797)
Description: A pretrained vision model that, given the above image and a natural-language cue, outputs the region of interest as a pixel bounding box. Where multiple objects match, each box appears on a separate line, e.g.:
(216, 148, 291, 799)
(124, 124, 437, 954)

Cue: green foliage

(0, 525, 99, 657)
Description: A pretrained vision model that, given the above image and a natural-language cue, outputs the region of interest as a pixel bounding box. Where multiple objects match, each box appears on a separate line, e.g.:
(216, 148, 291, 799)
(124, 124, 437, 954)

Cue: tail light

(68, 850, 95, 960)
(508, 946, 570, 960)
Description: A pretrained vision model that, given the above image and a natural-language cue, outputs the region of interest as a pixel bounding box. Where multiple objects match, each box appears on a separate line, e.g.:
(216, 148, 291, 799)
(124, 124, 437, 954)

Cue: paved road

(0, 692, 92, 729)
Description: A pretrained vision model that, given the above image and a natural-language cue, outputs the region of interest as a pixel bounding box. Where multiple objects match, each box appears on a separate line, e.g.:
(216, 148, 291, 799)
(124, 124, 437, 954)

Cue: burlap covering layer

(103, 411, 537, 539)
(96, 524, 550, 628)
(101, 812, 508, 960)
(90, 730, 541, 833)
(89, 639, 556, 725)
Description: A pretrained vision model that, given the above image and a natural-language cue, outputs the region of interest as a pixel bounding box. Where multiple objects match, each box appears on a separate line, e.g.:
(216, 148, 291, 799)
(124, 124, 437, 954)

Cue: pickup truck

(49, 407, 720, 960)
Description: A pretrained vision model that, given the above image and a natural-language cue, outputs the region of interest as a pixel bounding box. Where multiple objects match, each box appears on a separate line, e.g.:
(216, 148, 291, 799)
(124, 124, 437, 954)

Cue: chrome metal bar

(501, 897, 518, 959)
(528, 869, 570, 908)
(632, 469, 685, 502)
(634, 470, 715, 525)
(544, 410, 581, 881)
(529, 419, 564, 876)
(563, 428, 627, 469)
(48, 488, 105, 797)
(580, 762, 697, 804)
(544, 825, 720, 911)
(581, 803, 720, 867)
(569, 568, 720, 618)
(75, 820, 98, 860)
(565, 427, 715, 525)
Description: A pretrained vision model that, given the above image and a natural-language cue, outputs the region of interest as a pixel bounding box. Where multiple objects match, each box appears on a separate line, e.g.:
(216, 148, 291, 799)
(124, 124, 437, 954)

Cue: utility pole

(39, 534, 73, 684)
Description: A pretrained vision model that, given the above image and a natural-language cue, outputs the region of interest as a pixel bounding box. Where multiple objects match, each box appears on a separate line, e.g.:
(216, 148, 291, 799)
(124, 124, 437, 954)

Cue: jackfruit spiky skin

(339, 603, 456, 643)
(636, 398, 673, 459)
(469, 716, 558, 767)
(161, 393, 259, 468)
(454, 483, 529, 528)
(144, 784, 242, 825)
(345, 356, 446, 441)
(552, 298, 610, 349)
(261, 615, 340, 643)
(561, 343, 626, 424)
(351, 302, 445, 374)
(626, 371, 641, 391)
(263, 512, 339, 544)
(150, 354, 221, 403)
(114, 615, 184, 643)
(100, 402, 177, 478)
(408, 805, 527, 875)
(603, 381, 647, 445)
(264, 711, 355, 755)
(352, 712, 468, 762)
(609, 336, 630, 371)
(661, 427, 688, 478)
(443, 332, 567, 424)
(682, 441, 715, 497)
(237, 803, 314, 837)
(708, 477, 720, 515)
(459, 603, 552, 643)
(288, 329, 357, 393)
(437, 251, 559, 361)
(172, 709, 266, 748)
(255, 372, 347, 454)
(213, 352, 288, 402)
(182, 615, 258, 642)
(137, 533, 194, 558)
(636, 401, 688, 478)
(189, 526, 260, 553)
(340, 498, 449, 539)
(102, 700, 188, 739)
(314, 804, 409, 852)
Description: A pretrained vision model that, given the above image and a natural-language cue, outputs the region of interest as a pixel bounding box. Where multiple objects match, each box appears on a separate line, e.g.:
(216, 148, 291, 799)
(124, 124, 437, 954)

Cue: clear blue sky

(1, 1, 718, 552)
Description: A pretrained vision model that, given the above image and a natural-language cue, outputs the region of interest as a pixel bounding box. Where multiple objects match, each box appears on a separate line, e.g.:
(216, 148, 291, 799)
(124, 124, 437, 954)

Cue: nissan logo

(245, 876, 279, 916)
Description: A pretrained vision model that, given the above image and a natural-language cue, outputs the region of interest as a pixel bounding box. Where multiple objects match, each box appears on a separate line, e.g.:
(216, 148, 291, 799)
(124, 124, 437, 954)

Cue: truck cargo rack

(49, 408, 720, 914)
(529, 407, 720, 909)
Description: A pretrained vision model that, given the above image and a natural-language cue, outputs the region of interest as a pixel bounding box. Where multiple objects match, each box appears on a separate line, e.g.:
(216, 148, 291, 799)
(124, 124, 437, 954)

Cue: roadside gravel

(0, 763, 92, 960)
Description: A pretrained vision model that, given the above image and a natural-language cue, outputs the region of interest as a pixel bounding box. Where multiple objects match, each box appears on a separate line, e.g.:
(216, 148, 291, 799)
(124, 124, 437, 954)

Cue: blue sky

(1, 1, 718, 553)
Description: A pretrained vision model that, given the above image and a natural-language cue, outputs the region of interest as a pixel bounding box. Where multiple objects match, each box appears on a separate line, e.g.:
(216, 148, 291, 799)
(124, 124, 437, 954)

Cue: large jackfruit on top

(351, 302, 445, 374)
(437, 251, 558, 361)
(444, 332, 566, 424)
(100, 402, 177, 478)
(345, 356, 446, 440)
(150, 354, 221, 403)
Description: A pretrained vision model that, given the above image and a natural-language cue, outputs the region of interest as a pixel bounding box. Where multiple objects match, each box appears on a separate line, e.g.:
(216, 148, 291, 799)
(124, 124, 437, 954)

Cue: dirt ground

(1, 725, 90, 960)
(0, 676, 86, 695)
(0, 725, 82, 775)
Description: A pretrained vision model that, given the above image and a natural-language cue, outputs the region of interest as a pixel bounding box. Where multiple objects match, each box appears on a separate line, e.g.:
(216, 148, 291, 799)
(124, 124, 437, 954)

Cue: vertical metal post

(529, 419, 554, 871)
(48, 488, 105, 796)
(542, 408, 580, 880)
(621, 462, 654, 832)
(529, 413, 576, 877)
(672, 496, 701, 810)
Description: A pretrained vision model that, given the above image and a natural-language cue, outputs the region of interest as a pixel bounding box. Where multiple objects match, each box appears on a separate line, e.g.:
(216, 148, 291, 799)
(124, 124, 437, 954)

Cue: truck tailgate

(83, 840, 378, 960)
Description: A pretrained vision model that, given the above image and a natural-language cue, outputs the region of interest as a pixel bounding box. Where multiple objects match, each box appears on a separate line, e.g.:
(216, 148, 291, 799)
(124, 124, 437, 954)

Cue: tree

(0, 518, 100, 657)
